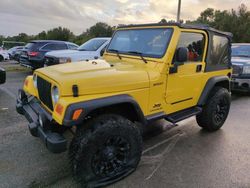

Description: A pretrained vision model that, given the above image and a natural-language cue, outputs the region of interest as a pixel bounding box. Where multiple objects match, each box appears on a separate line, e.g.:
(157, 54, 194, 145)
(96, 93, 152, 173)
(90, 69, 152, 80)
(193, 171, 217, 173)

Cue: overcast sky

(0, 0, 249, 36)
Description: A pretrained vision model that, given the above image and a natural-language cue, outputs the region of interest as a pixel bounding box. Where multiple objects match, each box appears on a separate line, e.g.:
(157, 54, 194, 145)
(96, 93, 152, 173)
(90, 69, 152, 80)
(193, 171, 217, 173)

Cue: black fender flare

(197, 76, 230, 106)
(63, 94, 146, 126)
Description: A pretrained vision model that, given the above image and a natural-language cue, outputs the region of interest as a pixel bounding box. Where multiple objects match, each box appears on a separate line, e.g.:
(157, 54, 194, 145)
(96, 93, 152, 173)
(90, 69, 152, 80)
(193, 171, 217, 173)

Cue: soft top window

(176, 32, 205, 62)
(206, 33, 231, 72)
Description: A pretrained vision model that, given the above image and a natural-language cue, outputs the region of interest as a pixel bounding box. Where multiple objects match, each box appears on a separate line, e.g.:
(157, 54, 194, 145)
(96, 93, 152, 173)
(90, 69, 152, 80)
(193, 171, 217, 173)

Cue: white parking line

(0, 86, 17, 99)
(141, 132, 185, 180)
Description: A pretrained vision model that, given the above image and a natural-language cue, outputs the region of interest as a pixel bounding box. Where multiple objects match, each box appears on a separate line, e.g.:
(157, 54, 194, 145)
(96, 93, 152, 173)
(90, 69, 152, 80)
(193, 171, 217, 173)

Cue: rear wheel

(196, 87, 231, 131)
(0, 55, 4, 62)
(69, 114, 142, 187)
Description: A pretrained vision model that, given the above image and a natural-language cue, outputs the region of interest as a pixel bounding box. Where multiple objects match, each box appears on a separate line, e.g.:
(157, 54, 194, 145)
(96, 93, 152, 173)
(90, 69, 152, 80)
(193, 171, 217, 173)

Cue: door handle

(196, 65, 202, 72)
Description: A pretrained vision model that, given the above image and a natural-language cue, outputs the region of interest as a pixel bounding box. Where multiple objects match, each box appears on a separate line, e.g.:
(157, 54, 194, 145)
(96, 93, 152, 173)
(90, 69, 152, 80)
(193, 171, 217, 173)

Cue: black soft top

(118, 23, 233, 38)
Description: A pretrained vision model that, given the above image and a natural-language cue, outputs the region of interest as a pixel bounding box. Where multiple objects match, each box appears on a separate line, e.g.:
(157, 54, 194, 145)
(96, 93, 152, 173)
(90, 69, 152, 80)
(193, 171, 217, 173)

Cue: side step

(165, 107, 202, 123)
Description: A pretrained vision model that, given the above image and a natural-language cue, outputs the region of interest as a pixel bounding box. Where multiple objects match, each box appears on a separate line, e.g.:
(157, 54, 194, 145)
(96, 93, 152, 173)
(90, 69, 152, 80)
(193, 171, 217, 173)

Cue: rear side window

(177, 32, 205, 62)
(41, 43, 67, 51)
(56, 43, 68, 50)
(206, 34, 230, 71)
(26, 42, 47, 51)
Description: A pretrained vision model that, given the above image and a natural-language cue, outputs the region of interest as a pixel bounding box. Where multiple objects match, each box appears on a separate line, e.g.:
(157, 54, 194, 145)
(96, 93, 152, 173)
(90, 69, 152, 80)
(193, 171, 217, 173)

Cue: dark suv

(19, 40, 79, 69)
(231, 43, 250, 92)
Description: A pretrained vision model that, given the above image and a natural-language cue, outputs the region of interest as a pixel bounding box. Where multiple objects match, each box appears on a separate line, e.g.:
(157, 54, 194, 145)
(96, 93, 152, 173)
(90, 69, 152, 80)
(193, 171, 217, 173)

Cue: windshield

(107, 28, 173, 58)
(232, 45, 250, 57)
(78, 39, 107, 51)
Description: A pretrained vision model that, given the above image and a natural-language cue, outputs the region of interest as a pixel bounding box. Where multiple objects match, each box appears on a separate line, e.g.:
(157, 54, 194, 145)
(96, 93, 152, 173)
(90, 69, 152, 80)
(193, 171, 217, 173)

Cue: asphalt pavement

(0, 61, 249, 188)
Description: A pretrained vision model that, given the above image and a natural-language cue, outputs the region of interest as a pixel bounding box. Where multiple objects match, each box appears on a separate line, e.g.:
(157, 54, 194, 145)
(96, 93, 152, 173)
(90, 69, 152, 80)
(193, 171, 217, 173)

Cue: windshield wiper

(127, 51, 147, 64)
(108, 49, 122, 60)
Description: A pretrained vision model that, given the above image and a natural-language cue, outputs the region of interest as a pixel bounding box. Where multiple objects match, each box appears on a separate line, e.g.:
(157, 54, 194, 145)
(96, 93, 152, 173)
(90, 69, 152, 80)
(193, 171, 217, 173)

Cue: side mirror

(100, 48, 105, 56)
(175, 47, 188, 65)
(169, 47, 188, 74)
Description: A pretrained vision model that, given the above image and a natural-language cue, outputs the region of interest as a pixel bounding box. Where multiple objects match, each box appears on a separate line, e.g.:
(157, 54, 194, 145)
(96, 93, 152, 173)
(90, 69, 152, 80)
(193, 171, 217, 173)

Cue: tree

(36, 31, 47, 40)
(46, 27, 74, 41)
(188, 4, 250, 43)
(159, 19, 167, 23)
(87, 22, 113, 37)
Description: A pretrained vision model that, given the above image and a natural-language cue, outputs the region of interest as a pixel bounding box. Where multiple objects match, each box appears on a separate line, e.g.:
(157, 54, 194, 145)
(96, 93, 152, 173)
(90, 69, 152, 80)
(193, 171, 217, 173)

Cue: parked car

(0, 50, 10, 62)
(19, 40, 79, 69)
(231, 43, 250, 92)
(7, 46, 25, 60)
(1, 41, 25, 50)
(44, 37, 111, 66)
(0, 67, 6, 84)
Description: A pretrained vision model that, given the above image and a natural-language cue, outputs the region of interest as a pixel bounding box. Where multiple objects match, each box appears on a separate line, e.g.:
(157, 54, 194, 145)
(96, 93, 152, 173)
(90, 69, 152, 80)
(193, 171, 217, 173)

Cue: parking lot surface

(0, 61, 250, 188)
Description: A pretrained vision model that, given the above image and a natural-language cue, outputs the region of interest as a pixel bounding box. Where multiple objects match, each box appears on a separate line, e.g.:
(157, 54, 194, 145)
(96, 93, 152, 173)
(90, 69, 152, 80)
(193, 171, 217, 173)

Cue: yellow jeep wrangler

(16, 23, 232, 187)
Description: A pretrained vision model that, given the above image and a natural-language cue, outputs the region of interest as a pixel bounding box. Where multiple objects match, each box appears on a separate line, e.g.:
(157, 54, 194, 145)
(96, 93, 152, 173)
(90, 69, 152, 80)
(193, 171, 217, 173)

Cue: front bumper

(231, 77, 250, 92)
(16, 94, 67, 153)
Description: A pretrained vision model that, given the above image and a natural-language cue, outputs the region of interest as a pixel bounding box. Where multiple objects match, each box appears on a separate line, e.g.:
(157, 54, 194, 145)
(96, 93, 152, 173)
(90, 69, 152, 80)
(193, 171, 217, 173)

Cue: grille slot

(37, 76, 53, 111)
(232, 65, 243, 75)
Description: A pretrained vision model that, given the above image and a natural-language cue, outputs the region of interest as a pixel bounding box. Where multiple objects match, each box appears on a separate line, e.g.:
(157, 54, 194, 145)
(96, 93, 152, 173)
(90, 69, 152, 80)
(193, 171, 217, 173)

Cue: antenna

(177, 0, 181, 22)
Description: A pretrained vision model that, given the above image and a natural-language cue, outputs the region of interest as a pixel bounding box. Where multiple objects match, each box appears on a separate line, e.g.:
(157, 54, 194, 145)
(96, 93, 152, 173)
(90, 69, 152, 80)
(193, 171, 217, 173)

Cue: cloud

(0, 0, 249, 36)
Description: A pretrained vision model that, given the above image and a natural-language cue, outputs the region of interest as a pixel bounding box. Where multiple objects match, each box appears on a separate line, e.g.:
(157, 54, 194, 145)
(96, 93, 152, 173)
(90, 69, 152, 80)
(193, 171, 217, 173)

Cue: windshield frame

(232, 44, 250, 58)
(106, 27, 174, 59)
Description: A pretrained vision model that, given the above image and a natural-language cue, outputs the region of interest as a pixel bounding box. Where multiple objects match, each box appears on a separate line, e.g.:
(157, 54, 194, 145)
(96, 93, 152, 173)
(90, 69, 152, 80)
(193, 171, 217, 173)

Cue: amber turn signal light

(72, 109, 83, 120)
(55, 103, 64, 115)
(24, 79, 29, 86)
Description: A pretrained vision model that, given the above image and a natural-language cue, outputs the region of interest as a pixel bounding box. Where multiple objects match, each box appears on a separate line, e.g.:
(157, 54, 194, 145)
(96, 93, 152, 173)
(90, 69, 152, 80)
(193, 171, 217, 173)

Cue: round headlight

(51, 86, 59, 104)
(33, 74, 37, 88)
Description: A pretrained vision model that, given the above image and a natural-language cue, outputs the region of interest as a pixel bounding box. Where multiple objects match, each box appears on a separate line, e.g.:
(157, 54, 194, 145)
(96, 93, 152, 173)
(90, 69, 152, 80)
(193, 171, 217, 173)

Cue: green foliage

(1, 5, 249, 45)
(188, 4, 250, 42)
(1, 22, 113, 46)
(87, 22, 113, 37)
(46, 27, 74, 41)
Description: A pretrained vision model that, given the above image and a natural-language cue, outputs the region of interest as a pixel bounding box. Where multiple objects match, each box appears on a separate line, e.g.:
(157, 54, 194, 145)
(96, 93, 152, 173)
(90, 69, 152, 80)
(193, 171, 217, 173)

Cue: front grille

(37, 76, 53, 111)
(232, 65, 243, 75)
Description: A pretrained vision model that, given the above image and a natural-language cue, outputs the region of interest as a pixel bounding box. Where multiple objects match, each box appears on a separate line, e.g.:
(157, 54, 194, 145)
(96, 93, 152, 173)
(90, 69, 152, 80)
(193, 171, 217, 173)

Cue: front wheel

(69, 114, 142, 187)
(196, 87, 231, 131)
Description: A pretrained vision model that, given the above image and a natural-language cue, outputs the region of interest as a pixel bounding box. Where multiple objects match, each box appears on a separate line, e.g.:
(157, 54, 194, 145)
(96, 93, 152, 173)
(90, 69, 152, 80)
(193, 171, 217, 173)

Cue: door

(165, 30, 208, 113)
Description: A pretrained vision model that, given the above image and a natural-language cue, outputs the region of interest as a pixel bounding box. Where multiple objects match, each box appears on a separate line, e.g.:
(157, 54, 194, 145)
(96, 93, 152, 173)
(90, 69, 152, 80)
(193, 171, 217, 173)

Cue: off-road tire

(196, 87, 231, 131)
(0, 55, 4, 62)
(69, 114, 142, 187)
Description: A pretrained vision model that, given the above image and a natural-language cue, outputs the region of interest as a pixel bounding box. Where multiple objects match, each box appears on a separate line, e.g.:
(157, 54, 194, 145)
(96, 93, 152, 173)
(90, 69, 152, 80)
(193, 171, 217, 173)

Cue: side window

(68, 44, 78, 50)
(41, 43, 67, 51)
(55, 43, 68, 50)
(206, 34, 230, 69)
(41, 43, 57, 51)
(177, 32, 205, 62)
